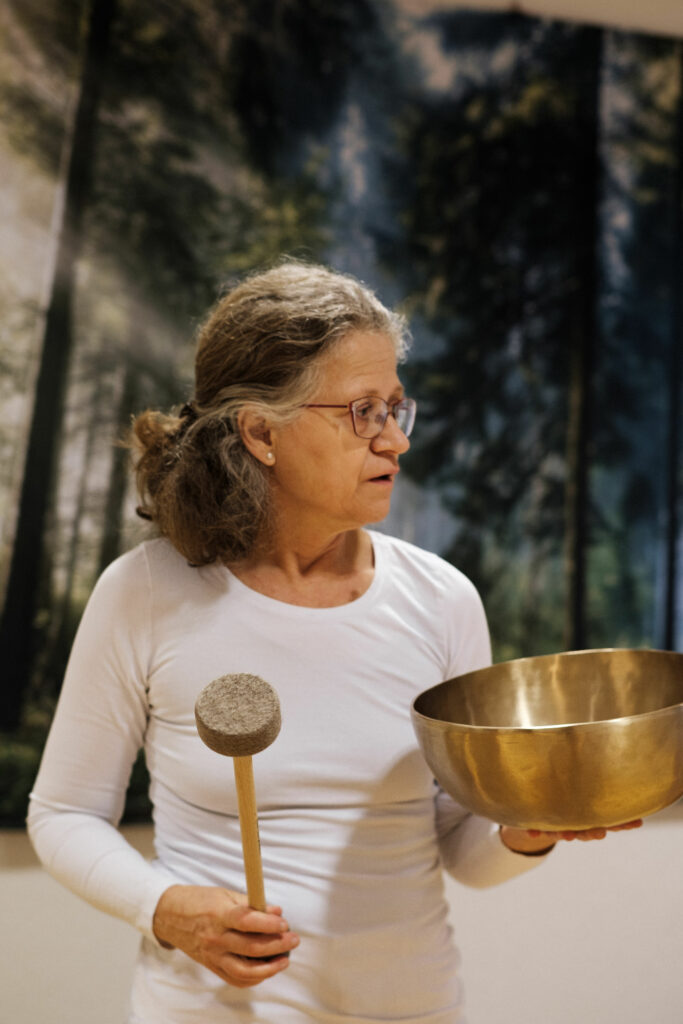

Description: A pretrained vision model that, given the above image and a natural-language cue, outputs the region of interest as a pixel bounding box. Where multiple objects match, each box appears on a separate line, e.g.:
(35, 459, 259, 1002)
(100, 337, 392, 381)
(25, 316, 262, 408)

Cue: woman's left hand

(500, 819, 643, 854)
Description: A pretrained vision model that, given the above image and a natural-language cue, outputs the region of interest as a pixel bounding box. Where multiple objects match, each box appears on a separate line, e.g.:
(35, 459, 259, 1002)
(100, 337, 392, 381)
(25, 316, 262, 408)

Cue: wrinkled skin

(152, 885, 300, 989)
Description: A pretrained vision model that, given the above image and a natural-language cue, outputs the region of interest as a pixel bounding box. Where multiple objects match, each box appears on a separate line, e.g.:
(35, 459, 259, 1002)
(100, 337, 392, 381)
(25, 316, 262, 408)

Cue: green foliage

(0, 0, 338, 718)
(383, 20, 601, 652)
(228, 0, 389, 173)
(1, 1, 681, 713)
(588, 36, 682, 648)
(0, 84, 65, 173)
(0, 684, 51, 824)
(122, 750, 153, 822)
(381, 17, 682, 655)
(0, 722, 151, 827)
(5, 0, 83, 67)
(0, 0, 82, 173)
(0, 736, 42, 825)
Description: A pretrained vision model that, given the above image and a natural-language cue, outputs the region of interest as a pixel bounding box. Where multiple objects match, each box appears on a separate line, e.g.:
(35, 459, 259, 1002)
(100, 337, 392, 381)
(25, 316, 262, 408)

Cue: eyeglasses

(303, 396, 417, 439)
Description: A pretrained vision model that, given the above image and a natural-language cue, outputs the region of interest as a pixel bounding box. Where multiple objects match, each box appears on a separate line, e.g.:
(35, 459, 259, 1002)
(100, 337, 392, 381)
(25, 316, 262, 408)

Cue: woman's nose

(371, 414, 411, 455)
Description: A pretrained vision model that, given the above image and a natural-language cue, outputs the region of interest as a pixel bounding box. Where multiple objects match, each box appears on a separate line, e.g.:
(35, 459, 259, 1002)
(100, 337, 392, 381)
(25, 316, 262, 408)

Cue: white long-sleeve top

(28, 531, 545, 1023)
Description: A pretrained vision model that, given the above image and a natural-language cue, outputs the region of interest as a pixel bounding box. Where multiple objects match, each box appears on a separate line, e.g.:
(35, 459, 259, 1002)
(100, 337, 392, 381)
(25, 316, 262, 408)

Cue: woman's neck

(226, 529, 375, 608)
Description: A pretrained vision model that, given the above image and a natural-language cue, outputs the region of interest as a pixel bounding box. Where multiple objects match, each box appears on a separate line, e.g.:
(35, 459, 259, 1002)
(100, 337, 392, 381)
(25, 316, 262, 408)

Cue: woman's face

(268, 330, 411, 538)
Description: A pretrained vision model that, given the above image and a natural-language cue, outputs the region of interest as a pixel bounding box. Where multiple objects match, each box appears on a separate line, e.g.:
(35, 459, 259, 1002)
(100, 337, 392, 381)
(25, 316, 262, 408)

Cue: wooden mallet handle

(232, 755, 266, 911)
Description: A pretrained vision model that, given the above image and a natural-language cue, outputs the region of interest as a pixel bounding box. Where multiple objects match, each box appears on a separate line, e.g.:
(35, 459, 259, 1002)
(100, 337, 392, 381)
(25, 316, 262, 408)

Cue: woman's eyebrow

(359, 384, 405, 400)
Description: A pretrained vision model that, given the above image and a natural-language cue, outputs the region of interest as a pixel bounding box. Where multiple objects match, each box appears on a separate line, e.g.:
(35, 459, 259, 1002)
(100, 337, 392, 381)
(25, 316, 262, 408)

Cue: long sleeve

(27, 801, 174, 941)
(434, 786, 550, 888)
(27, 546, 173, 941)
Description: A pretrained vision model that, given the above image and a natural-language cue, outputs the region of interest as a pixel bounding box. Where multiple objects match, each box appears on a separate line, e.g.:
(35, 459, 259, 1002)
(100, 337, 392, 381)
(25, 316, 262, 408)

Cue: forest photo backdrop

(0, 0, 681, 822)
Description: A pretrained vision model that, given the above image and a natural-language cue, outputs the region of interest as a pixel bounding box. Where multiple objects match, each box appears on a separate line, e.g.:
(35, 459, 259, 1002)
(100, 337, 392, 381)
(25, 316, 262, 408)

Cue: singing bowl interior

(411, 649, 683, 830)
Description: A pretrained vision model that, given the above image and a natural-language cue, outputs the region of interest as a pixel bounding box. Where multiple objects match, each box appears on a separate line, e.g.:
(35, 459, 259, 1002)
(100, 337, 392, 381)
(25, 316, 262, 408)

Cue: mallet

(194, 673, 281, 912)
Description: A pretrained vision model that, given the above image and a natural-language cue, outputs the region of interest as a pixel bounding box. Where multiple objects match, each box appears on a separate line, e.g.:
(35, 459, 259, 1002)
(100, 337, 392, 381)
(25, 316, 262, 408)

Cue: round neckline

(205, 530, 386, 618)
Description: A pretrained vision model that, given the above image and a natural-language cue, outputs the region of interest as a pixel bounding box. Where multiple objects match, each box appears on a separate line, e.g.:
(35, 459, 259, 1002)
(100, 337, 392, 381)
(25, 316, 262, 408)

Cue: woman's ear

(238, 407, 275, 466)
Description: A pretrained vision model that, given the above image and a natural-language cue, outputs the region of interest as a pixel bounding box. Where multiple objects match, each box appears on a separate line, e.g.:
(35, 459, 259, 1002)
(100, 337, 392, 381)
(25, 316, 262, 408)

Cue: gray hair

(130, 259, 410, 566)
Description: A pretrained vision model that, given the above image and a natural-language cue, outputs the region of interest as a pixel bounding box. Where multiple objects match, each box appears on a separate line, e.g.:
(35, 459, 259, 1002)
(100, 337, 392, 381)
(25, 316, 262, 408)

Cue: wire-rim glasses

(303, 396, 417, 439)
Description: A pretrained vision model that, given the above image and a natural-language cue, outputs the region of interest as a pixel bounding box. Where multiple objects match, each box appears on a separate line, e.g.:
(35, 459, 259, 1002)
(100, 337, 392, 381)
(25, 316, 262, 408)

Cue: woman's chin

(361, 498, 394, 525)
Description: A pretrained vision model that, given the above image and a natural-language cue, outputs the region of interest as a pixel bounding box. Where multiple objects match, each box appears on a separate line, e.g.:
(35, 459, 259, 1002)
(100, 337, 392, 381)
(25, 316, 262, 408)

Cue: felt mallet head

(194, 673, 281, 758)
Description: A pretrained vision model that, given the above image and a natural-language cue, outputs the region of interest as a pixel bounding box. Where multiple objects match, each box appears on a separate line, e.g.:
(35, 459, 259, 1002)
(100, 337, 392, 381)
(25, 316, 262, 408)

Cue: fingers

(228, 902, 291, 935)
(222, 904, 297, 955)
(215, 949, 292, 989)
(567, 828, 606, 842)
(527, 828, 604, 842)
(557, 828, 606, 842)
(206, 899, 299, 979)
(527, 818, 644, 842)
(211, 940, 297, 989)
(205, 907, 300, 988)
(227, 926, 298, 961)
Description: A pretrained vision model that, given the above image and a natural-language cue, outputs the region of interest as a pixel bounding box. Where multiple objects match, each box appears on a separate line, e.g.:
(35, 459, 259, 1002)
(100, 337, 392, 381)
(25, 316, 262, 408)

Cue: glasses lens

(351, 397, 387, 438)
(394, 398, 416, 437)
(350, 397, 417, 438)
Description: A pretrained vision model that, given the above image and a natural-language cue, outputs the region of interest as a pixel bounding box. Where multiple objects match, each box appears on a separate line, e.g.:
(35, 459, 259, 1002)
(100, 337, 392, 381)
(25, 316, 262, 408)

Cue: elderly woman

(28, 261, 636, 1024)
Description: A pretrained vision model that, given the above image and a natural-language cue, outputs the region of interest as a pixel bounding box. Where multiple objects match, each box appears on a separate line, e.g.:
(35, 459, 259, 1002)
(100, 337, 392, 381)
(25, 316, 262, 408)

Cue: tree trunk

(97, 358, 138, 576)
(41, 371, 106, 692)
(0, 0, 116, 730)
(663, 41, 683, 651)
(563, 28, 603, 652)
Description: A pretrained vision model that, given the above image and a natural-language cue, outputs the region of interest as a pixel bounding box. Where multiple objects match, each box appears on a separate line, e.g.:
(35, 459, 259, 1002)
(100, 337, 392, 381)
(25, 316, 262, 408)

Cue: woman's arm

(27, 799, 174, 939)
(434, 787, 552, 888)
(27, 548, 168, 938)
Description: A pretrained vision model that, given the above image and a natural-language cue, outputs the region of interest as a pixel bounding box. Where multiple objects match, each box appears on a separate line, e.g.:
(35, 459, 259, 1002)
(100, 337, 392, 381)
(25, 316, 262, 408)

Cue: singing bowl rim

(411, 701, 683, 734)
(411, 647, 683, 733)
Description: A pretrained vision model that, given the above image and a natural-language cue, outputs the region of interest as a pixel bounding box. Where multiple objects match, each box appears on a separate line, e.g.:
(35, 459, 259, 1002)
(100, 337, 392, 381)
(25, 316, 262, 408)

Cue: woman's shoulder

(82, 539, 215, 636)
(369, 531, 490, 674)
(94, 537, 197, 596)
(369, 530, 479, 599)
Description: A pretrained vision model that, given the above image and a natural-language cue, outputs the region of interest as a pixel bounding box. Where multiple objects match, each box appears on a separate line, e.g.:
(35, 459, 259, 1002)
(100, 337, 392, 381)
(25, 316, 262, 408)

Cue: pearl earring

(266, 452, 274, 461)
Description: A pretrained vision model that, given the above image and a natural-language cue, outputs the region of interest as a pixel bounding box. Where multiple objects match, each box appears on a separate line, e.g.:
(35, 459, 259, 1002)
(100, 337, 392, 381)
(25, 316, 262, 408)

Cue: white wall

(3, 804, 682, 1024)
(449, 800, 683, 1023)
(2, 825, 154, 1024)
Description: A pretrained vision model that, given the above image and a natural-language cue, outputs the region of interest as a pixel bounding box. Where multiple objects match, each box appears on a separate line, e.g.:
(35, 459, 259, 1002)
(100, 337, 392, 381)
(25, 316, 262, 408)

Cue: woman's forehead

(320, 331, 402, 390)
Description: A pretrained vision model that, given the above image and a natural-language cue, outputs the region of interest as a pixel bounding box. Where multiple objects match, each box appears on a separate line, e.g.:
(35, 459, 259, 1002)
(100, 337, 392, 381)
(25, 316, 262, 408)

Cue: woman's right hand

(152, 884, 299, 988)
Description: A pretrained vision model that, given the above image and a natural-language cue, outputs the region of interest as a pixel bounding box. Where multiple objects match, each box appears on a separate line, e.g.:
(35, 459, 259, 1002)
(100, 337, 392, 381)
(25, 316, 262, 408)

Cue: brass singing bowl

(411, 648, 683, 831)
